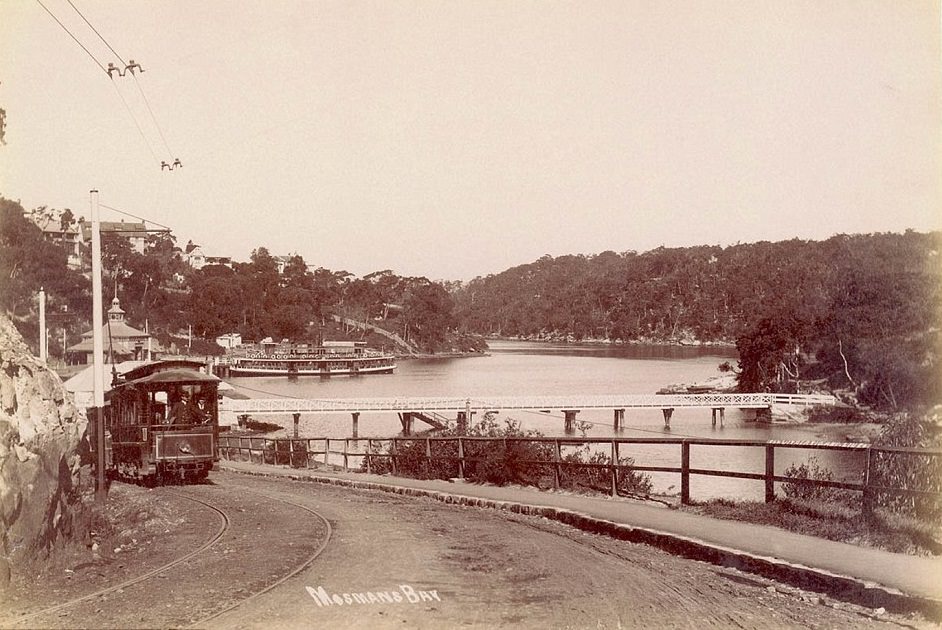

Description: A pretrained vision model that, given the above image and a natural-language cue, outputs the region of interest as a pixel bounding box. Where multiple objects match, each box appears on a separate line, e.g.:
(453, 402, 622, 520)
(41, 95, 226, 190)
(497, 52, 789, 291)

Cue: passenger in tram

(169, 393, 188, 425)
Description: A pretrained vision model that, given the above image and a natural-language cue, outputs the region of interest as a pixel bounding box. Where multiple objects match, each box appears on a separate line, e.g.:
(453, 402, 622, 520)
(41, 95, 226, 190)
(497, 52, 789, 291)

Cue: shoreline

(484, 335, 737, 349)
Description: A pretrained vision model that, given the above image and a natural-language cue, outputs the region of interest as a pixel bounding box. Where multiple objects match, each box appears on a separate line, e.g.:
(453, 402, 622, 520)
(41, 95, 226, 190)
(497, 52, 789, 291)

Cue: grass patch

(686, 497, 942, 556)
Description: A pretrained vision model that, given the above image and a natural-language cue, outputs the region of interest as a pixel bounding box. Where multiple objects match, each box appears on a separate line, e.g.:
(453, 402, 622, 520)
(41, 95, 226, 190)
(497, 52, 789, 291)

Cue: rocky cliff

(0, 315, 88, 586)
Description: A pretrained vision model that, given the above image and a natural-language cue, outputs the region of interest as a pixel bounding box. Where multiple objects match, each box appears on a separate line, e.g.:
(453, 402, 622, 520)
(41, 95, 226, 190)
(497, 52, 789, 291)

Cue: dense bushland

(451, 232, 941, 410)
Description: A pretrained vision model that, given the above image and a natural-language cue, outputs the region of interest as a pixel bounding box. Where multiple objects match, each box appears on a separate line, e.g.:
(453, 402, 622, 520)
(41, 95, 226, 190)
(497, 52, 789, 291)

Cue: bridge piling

(711, 407, 725, 428)
(457, 411, 468, 434)
(292, 412, 300, 438)
(563, 410, 579, 434)
(613, 408, 625, 431)
(351, 412, 360, 438)
(400, 412, 414, 435)
(662, 408, 673, 430)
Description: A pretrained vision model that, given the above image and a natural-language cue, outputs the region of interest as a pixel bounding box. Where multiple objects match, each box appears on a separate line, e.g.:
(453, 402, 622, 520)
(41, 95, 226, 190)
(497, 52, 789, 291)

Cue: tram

(103, 360, 220, 483)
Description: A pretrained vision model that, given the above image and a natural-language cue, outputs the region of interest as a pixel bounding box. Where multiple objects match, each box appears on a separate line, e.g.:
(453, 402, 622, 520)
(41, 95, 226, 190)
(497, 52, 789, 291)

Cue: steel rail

(1, 490, 230, 628)
(188, 484, 333, 627)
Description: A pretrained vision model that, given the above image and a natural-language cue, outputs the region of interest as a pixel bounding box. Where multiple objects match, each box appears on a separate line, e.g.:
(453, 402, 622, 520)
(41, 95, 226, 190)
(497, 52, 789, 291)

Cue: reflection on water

(225, 340, 862, 501)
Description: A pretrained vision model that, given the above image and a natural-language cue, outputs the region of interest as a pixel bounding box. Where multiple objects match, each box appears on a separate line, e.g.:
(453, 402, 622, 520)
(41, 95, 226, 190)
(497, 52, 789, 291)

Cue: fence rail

(217, 435, 941, 507)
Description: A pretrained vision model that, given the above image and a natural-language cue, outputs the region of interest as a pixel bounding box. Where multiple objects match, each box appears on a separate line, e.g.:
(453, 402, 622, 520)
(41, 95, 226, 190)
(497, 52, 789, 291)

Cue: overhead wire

(108, 78, 161, 165)
(35, 0, 109, 75)
(40, 0, 179, 167)
(67, 0, 178, 162)
(99, 203, 172, 231)
(65, 0, 127, 66)
(132, 74, 176, 158)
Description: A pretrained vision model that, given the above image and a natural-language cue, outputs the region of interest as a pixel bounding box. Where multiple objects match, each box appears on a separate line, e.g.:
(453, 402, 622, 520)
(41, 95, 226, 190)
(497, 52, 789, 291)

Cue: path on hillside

(332, 314, 420, 355)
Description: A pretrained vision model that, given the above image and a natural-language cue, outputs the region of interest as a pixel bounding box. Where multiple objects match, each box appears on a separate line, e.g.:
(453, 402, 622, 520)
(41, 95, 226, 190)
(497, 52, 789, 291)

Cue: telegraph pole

(91, 190, 106, 502)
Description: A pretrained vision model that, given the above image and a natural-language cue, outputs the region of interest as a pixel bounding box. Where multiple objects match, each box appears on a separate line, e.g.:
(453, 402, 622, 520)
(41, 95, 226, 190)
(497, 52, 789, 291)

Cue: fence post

(307, 439, 313, 469)
(457, 437, 465, 479)
(288, 438, 294, 468)
(343, 439, 349, 472)
(610, 440, 618, 497)
(425, 437, 432, 475)
(325, 438, 330, 466)
(681, 441, 690, 505)
(862, 447, 875, 517)
(391, 439, 398, 476)
(765, 443, 775, 503)
(366, 438, 373, 475)
(554, 439, 561, 489)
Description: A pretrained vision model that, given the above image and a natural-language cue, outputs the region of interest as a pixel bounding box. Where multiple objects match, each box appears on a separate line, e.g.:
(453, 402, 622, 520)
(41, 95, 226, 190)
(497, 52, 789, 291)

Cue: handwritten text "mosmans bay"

(306, 585, 442, 607)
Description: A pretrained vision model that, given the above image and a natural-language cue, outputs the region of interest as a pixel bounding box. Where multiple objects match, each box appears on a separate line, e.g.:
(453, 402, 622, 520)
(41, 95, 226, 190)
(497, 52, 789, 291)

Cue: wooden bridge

(221, 392, 838, 435)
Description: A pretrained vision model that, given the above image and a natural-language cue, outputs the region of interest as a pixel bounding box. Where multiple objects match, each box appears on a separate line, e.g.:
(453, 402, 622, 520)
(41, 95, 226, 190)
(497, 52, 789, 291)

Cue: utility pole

(91, 190, 106, 503)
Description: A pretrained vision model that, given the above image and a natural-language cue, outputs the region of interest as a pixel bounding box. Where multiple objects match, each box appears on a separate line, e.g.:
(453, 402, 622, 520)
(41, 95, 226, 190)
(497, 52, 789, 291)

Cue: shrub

(560, 446, 653, 496)
(781, 456, 841, 502)
(871, 414, 942, 521)
(362, 412, 653, 497)
(363, 413, 551, 484)
(805, 405, 868, 424)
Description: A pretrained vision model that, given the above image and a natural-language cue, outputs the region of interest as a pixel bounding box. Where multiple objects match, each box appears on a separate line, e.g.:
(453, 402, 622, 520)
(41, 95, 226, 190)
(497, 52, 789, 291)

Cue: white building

(216, 333, 243, 349)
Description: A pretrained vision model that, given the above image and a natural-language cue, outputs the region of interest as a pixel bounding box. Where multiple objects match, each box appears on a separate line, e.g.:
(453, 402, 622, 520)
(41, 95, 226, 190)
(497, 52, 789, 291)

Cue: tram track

(187, 485, 332, 628)
(1, 490, 230, 628)
(1, 483, 332, 629)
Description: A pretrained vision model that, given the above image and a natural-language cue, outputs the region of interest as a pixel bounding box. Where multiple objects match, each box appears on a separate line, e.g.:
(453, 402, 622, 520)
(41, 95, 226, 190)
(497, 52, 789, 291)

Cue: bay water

(226, 340, 864, 501)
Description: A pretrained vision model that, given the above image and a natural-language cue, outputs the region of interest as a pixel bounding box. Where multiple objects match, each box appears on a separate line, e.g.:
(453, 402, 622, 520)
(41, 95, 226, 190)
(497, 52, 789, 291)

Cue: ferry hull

(229, 364, 396, 377)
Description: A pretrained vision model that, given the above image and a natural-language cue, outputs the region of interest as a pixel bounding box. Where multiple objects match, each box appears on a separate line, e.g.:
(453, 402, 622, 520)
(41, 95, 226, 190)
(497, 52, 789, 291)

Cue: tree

(0, 198, 90, 347)
(188, 267, 244, 338)
(401, 279, 455, 349)
(735, 308, 812, 393)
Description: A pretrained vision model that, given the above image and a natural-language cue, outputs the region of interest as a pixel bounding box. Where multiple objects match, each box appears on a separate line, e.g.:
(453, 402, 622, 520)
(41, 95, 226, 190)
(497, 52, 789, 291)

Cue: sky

(1, 1, 939, 281)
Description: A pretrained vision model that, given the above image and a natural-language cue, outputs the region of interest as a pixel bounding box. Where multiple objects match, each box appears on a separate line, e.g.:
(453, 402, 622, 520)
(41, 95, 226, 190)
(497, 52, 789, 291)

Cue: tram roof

(125, 368, 219, 387)
(121, 359, 214, 382)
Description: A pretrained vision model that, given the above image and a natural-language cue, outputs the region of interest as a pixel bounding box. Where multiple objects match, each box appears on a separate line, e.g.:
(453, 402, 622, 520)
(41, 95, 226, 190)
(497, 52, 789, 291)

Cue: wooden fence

(217, 435, 942, 507)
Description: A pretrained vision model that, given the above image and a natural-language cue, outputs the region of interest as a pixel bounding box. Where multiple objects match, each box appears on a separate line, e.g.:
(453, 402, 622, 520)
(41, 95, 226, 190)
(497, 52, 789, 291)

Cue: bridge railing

(217, 435, 941, 509)
(221, 392, 839, 415)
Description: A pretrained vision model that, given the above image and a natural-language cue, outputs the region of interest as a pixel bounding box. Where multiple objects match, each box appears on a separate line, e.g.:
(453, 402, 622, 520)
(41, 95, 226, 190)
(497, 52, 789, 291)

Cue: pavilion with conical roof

(67, 296, 155, 364)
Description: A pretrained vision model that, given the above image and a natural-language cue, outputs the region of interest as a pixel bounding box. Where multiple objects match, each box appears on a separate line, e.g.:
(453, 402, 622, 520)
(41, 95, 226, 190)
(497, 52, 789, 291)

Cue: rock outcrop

(0, 315, 88, 586)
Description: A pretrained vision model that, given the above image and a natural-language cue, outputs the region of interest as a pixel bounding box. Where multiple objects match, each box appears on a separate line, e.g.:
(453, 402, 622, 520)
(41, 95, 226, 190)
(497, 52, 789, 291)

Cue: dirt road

(3, 471, 928, 629)
(206, 473, 913, 629)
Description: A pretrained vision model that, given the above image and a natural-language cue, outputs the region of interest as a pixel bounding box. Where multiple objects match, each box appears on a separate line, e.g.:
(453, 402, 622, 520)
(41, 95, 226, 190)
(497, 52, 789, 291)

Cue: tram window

(153, 391, 169, 424)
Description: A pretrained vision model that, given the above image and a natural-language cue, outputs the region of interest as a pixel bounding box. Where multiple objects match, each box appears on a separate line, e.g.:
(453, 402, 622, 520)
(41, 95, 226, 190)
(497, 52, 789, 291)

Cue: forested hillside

(452, 233, 941, 410)
(0, 198, 478, 356)
(3, 194, 938, 410)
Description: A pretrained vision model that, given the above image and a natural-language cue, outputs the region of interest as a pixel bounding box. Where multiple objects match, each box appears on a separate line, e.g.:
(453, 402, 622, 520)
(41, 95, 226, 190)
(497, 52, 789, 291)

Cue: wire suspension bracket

(106, 59, 143, 78)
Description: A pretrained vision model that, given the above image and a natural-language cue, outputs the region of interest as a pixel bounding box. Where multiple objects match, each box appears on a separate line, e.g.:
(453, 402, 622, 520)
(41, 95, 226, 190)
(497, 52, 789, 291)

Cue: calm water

(225, 340, 864, 501)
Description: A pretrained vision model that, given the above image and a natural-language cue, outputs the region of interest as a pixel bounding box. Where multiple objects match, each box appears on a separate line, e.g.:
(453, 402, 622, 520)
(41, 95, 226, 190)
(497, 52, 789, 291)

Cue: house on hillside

(185, 242, 207, 269)
(274, 255, 292, 275)
(33, 216, 84, 270)
(66, 296, 160, 364)
(81, 220, 149, 254)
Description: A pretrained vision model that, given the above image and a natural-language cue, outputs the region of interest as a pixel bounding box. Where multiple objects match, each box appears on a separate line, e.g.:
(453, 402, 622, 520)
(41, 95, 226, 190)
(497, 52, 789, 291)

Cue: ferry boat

(227, 339, 396, 377)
